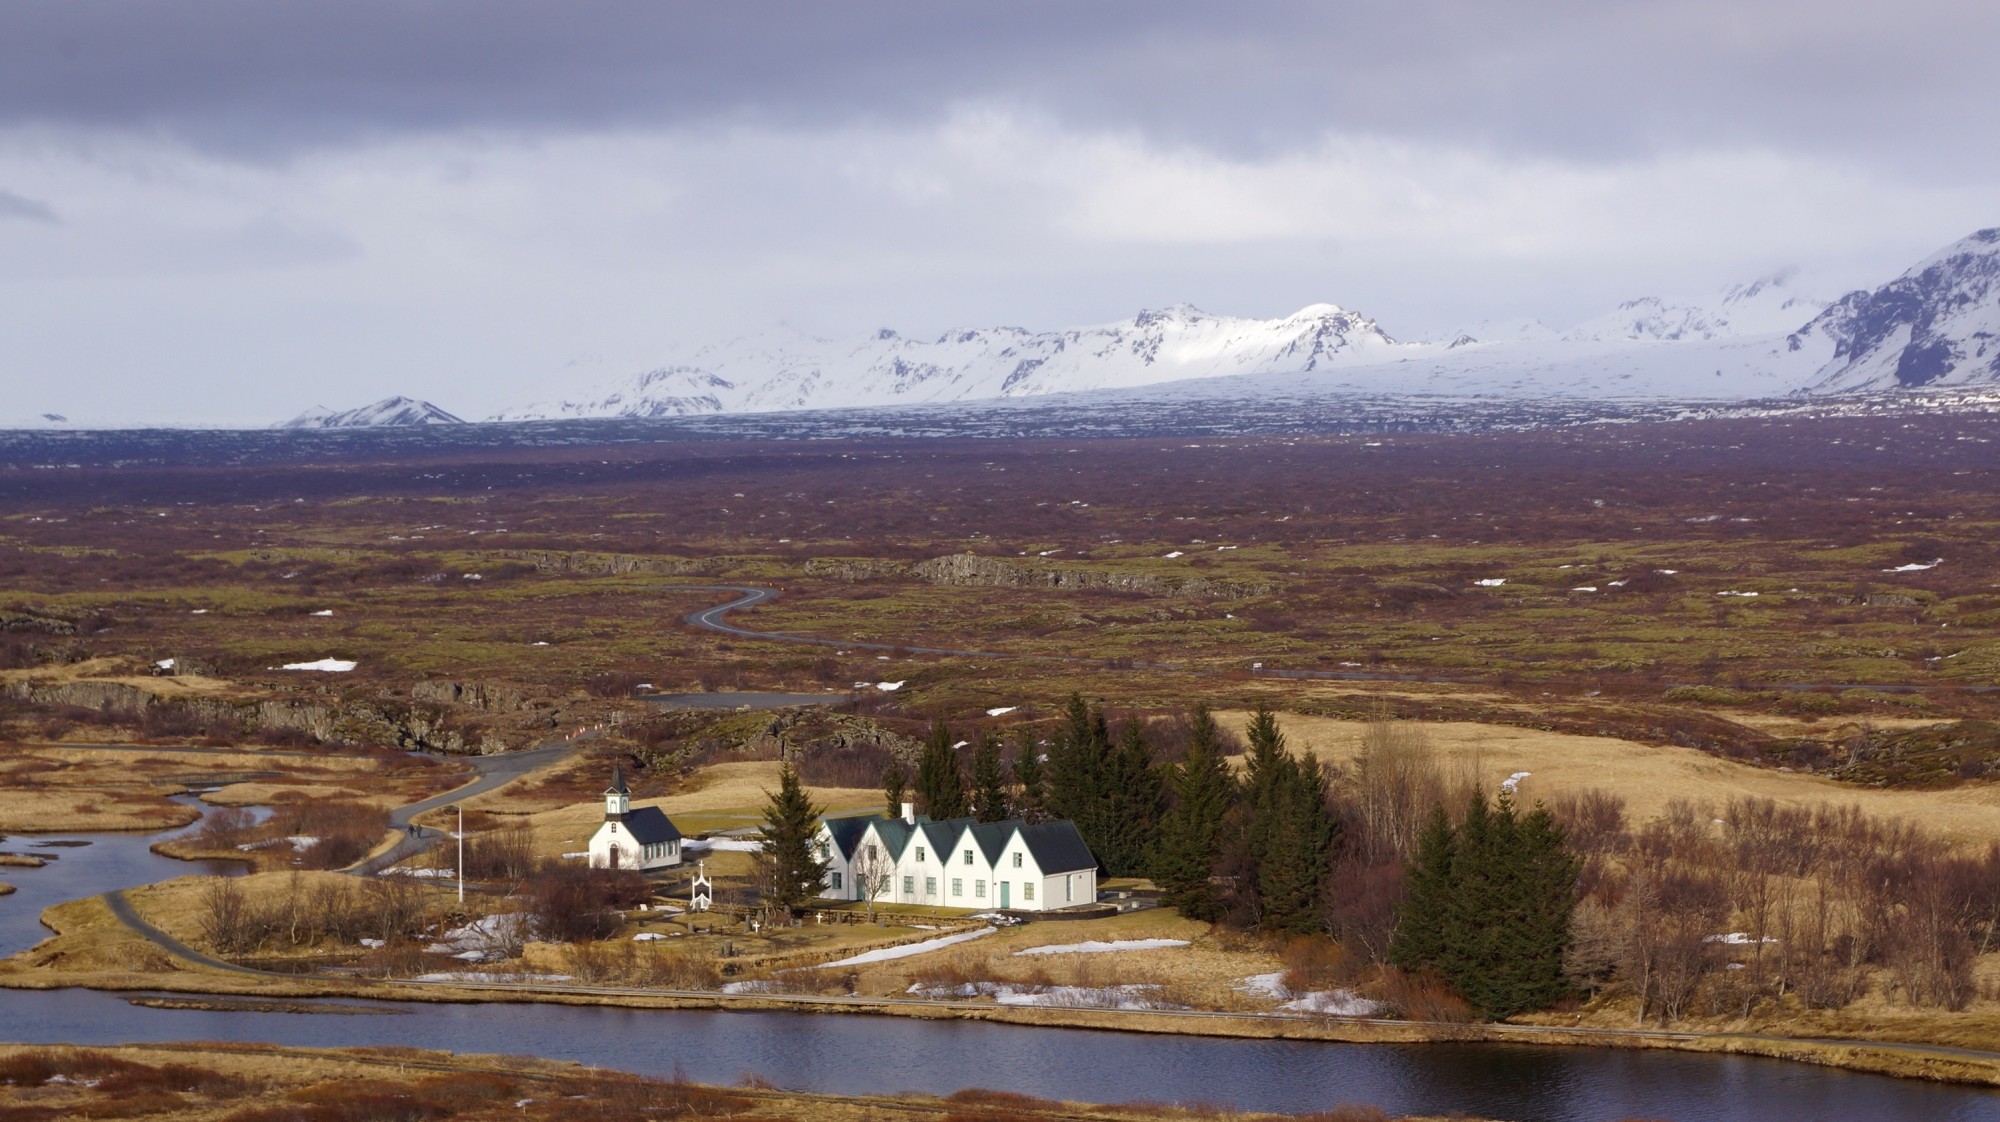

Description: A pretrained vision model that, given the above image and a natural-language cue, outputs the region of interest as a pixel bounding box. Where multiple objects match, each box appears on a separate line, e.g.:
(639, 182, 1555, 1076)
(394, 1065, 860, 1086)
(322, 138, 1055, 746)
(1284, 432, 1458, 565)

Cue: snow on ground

(560, 851, 588, 859)
(359, 938, 384, 949)
(633, 932, 667, 941)
(1163, 551, 1184, 559)
(1013, 939, 1189, 956)
(1716, 590, 1759, 597)
(721, 980, 778, 994)
(985, 706, 1017, 717)
(1571, 586, 1598, 592)
(425, 913, 531, 958)
(1706, 932, 1780, 945)
(1502, 771, 1532, 793)
(877, 681, 905, 691)
(278, 658, 357, 672)
(155, 658, 175, 670)
(414, 972, 573, 984)
(1232, 974, 1383, 1016)
(685, 837, 764, 854)
(382, 866, 453, 877)
(820, 927, 995, 968)
(1885, 559, 1942, 572)
(1473, 578, 1505, 587)
(1281, 990, 1384, 1016)
(907, 980, 1183, 1010)
(309, 609, 334, 617)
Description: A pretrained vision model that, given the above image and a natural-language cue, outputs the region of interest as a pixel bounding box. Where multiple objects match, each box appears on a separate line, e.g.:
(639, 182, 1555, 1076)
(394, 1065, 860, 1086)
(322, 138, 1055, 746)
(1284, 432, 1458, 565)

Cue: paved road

(661, 583, 1989, 693)
(100, 889, 263, 976)
(347, 739, 583, 876)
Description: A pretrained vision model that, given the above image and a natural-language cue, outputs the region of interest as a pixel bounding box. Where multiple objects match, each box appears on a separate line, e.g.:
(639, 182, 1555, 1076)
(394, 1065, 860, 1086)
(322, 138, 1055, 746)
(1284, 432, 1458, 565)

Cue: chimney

(901, 801, 915, 824)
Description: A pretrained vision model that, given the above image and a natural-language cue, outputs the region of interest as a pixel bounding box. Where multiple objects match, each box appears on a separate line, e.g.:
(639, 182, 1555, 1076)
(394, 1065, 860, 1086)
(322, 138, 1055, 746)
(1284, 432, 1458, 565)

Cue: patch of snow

(285, 835, 320, 852)
(1655, 569, 1679, 575)
(985, 706, 1017, 717)
(1236, 972, 1288, 999)
(278, 658, 357, 672)
(1013, 939, 1189, 956)
(155, 658, 175, 670)
(190, 609, 208, 614)
(686, 837, 764, 854)
(309, 609, 334, 617)
(1884, 559, 1942, 572)
(1705, 932, 1780, 945)
(560, 851, 589, 859)
(383, 866, 454, 877)
(1282, 990, 1385, 1016)
(822, 927, 996, 967)
(1716, 590, 1759, 598)
(1473, 578, 1506, 587)
(633, 932, 667, 942)
(876, 680, 904, 691)
(412, 972, 573, 984)
(721, 980, 778, 995)
(1502, 771, 1532, 793)
(1571, 586, 1598, 593)
(359, 938, 385, 948)
(1163, 551, 1184, 559)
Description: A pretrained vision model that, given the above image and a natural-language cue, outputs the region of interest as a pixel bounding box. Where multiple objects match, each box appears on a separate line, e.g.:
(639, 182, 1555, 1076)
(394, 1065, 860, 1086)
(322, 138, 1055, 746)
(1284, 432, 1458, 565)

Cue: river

(5, 802, 2000, 1120)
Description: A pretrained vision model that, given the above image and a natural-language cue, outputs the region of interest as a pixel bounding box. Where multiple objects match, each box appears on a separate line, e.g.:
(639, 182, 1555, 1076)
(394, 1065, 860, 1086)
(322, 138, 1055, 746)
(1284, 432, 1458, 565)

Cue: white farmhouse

(587, 765, 683, 872)
(815, 803, 1097, 913)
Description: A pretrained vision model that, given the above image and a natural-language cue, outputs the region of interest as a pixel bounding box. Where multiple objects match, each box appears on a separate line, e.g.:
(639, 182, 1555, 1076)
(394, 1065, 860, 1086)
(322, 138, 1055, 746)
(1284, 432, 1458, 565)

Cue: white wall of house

(588, 821, 682, 871)
(815, 818, 1094, 913)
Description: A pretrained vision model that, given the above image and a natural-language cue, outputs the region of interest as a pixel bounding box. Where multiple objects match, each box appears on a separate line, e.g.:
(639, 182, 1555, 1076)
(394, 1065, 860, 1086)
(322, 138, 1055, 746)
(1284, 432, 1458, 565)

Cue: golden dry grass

(1228, 709, 2000, 850)
(510, 760, 879, 859)
(0, 788, 197, 833)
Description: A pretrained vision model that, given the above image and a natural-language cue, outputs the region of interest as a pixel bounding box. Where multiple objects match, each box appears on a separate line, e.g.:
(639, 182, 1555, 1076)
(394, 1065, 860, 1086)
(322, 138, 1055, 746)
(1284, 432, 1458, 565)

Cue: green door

(1000, 881, 1010, 909)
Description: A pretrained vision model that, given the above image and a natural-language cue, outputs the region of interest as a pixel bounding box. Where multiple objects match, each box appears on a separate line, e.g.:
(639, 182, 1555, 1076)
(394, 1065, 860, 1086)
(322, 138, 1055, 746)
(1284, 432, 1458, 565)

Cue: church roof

(621, 806, 680, 845)
(605, 762, 630, 796)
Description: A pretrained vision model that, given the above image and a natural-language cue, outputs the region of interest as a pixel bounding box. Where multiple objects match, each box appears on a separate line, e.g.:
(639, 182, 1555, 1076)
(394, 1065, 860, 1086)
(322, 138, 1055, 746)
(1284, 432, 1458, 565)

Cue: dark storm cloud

(0, 188, 58, 224)
(4, 1, 1996, 176)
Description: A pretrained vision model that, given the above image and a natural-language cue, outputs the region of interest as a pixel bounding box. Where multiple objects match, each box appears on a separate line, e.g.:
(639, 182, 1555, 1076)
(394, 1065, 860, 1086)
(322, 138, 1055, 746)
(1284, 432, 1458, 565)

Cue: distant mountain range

(32, 226, 1984, 431)
(279, 396, 465, 429)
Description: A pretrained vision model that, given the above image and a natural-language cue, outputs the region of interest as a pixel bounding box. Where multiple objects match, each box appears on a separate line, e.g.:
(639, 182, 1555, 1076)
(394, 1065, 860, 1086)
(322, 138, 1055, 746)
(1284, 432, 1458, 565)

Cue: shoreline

(8, 967, 2000, 1090)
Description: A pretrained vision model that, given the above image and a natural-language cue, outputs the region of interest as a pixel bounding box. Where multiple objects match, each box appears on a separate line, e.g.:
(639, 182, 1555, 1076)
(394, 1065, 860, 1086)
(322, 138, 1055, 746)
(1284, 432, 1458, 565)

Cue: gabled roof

(1019, 820, 1096, 874)
(822, 815, 873, 861)
(968, 821, 1015, 865)
(606, 762, 629, 796)
(620, 806, 680, 845)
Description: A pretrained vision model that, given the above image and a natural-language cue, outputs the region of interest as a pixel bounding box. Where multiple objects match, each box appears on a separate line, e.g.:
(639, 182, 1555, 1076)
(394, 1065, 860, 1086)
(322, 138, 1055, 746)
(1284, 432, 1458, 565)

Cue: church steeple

(605, 763, 630, 820)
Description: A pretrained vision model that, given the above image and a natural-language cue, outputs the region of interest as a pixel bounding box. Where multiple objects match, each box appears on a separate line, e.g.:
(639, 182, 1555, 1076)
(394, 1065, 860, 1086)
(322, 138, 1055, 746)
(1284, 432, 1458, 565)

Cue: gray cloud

(0, 188, 57, 224)
(2, 2, 1996, 179)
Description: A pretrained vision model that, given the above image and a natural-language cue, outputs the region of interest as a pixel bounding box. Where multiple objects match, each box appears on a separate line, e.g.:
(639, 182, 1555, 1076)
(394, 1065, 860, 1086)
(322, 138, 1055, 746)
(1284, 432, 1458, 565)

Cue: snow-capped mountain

(1793, 228, 2000, 394)
(1561, 272, 1829, 343)
(280, 397, 465, 429)
(497, 304, 1398, 420)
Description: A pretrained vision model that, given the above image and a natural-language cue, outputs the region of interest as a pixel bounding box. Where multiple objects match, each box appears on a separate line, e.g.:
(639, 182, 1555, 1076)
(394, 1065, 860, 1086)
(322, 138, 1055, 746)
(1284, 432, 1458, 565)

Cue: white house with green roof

(815, 803, 1098, 912)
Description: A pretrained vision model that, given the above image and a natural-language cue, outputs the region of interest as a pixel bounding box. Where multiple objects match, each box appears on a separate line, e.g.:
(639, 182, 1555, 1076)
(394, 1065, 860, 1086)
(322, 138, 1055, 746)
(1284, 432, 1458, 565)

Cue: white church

(588, 764, 684, 872)
(815, 803, 1098, 913)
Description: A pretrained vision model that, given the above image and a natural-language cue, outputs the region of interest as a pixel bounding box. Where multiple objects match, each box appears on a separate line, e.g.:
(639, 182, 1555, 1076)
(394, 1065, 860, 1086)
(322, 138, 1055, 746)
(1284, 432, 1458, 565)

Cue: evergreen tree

(1099, 719, 1164, 876)
(1388, 792, 1581, 1020)
(915, 718, 968, 820)
(1239, 704, 1291, 863)
(756, 762, 829, 916)
(1011, 730, 1047, 823)
(1045, 694, 1110, 842)
(1153, 704, 1236, 920)
(1388, 803, 1457, 971)
(1258, 753, 1337, 935)
(882, 759, 909, 818)
(970, 733, 1009, 823)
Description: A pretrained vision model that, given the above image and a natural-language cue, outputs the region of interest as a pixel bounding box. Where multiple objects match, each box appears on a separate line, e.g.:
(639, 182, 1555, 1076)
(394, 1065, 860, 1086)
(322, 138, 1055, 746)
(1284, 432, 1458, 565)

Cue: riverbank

(0, 1041, 1474, 1122)
(9, 912, 2000, 1093)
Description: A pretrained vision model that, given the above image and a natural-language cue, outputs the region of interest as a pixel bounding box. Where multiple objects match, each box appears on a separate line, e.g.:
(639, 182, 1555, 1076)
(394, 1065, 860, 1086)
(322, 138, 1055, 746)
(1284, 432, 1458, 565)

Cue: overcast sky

(3, 1, 1996, 424)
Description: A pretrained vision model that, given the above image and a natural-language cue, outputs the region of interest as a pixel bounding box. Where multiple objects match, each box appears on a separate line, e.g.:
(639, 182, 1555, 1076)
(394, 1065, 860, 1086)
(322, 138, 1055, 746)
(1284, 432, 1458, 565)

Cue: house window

(963, 849, 973, 865)
(817, 841, 829, 859)
(1012, 853, 1023, 868)
(952, 878, 963, 897)
(1024, 882, 1035, 901)
(865, 843, 878, 860)
(975, 879, 986, 898)
(916, 846, 925, 861)
(925, 876, 937, 895)
(832, 871, 843, 890)
(903, 875, 914, 894)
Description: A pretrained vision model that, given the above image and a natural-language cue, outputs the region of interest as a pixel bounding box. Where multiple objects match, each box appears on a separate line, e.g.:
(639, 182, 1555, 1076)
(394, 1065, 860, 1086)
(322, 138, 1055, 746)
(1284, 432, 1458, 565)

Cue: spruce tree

(1011, 730, 1047, 824)
(1258, 751, 1337, 935)
(882, 759, 909, 818)
(1240, 704, 1291, 862)
(1153, 705, 1236, 920)
(756, 762, 829, 916)
(1099, 719, 1164, 877)
(915, 717, 968, 820)
(1045, 694, 1110, 847)
(970, 733, 1009, 823)
(1388, 803, 1457, 972)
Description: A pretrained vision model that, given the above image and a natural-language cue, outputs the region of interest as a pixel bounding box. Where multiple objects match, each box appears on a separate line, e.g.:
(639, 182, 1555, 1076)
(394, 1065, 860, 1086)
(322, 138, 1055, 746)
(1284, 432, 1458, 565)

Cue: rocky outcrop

(2, 678, 155, 712)
(0, 613, 75, 636)
(909, 553, 1269, 600)
(804, 557, 911, 581)
(411, 679, 530, 714)
(498, 550, 714, 576)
